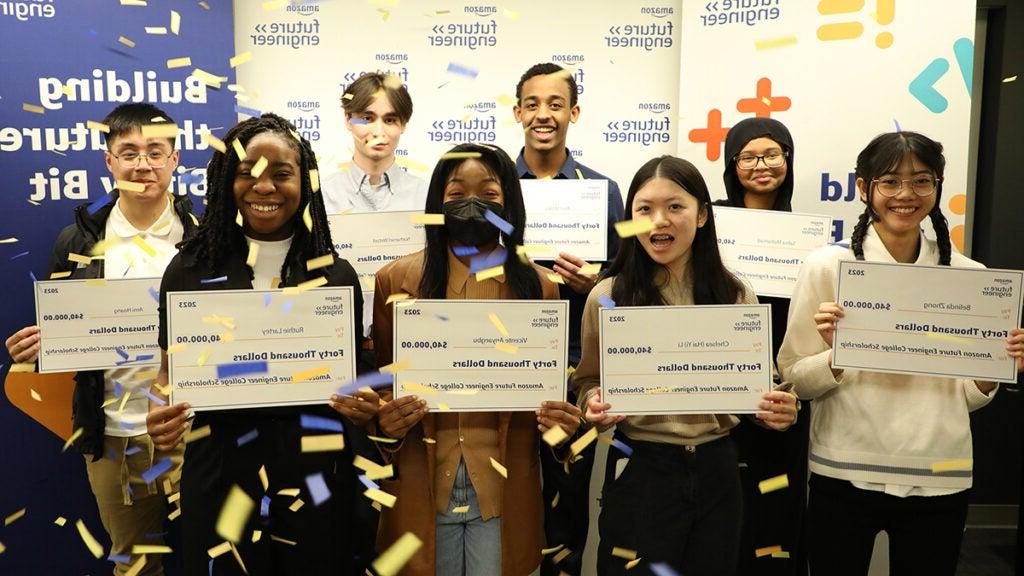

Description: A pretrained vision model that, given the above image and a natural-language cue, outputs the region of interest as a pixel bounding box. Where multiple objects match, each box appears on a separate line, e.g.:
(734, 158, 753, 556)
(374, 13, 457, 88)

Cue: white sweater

(778, 225, 996, 493)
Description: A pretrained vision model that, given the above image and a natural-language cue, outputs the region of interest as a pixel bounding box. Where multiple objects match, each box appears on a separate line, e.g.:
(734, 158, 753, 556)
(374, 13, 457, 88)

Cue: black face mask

(443, 197, 505, 247)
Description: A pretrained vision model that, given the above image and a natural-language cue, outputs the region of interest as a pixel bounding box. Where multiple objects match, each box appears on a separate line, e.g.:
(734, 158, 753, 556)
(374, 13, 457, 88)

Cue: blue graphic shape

(909, 57, 950, 113)
(953, 37, 973, 95)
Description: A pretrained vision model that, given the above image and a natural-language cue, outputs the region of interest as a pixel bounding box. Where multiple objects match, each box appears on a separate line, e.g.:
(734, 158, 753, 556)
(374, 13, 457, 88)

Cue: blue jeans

(436, 459, 502, 575)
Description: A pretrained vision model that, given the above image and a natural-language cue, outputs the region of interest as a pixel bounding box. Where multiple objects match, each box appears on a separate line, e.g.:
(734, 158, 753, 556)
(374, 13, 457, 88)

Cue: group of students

(6, 63, 1024, 576)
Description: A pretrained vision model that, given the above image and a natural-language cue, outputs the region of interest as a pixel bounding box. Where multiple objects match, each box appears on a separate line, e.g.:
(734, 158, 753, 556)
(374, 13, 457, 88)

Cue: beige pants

(84, 434, 184, 576)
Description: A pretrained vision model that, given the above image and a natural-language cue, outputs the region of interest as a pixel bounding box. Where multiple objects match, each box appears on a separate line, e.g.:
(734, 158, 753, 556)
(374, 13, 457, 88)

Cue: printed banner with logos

(232, 0, 682, 206)
(0, 2, 237, 572)
(677, 0, 976, 250)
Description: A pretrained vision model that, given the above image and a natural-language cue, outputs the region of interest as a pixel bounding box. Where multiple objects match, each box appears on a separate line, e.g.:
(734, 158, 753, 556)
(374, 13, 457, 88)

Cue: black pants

(807, 474, 969, 576)
(180, 412, 373, 576)
(597, 434, 743, 576)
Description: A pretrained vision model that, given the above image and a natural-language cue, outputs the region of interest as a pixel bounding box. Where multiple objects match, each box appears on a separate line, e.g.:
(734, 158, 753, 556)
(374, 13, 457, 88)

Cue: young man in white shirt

(321, 72, 427, 214)
(5, 103, 194, 576)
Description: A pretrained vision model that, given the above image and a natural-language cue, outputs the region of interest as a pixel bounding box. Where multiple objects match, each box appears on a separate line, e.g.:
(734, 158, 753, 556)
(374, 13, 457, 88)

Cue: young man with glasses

(5, 103, 195, 576)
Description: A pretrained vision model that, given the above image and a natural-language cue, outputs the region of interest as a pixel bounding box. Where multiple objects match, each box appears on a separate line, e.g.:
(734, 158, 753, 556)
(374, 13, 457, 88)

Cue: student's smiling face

(232, 132, 303, 241)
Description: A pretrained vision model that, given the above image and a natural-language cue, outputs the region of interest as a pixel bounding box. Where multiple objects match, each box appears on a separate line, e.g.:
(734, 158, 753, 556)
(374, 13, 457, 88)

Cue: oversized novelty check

(35, 278, 162, 373)
(392, 299, 569, 411)
(714, 206, 832, 298)
(167, 287, 356, 410)
(833, 260, 1023, 382)
(521, 179, 608, 262)
(600, 305, 773, 414)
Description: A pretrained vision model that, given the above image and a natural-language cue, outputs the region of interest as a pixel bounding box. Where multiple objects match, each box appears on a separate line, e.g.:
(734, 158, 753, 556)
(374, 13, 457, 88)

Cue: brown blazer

(372, 249, 560, 576)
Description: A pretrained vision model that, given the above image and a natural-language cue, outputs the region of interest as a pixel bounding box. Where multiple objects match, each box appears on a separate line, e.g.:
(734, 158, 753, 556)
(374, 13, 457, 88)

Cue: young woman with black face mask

(369, 143, 584, 575)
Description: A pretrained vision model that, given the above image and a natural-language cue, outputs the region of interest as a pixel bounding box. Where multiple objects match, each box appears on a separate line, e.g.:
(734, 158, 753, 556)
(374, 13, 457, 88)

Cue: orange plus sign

(688, 108, 730, 161)
(736, 77, 792, 118)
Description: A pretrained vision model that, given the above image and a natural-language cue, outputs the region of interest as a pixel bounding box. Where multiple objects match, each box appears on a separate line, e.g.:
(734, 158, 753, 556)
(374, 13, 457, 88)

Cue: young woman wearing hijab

(717, 117, 807, 575)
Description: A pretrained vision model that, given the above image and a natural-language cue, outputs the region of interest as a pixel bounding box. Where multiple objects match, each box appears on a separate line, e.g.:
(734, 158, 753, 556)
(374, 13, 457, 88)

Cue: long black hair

(607, 156, 743, 306)
(850, 131, 951, 265)
(180, 113, 335, 281)
(419, 143, 542, 300)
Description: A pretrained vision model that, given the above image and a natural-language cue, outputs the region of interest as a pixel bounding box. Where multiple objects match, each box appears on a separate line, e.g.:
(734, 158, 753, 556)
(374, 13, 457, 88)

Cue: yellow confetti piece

(120, 0, 147, 5)
(170, 9, 181, 34)
(166, 57, 192, 69)
(203, 132, 227, 153)
(552, 547, 572, 564)
(277, 488, 300, 497)
(364, 488, 397, 508)
(439, 151, 483, 160)
(117, 390, 132, 413)
(196, 347, 213, 367)
(190, 213, 199, 226)
(86, 120, 110, 133)
(131, 235, 157, 257)
(167, 343, 187, 355)
(570, 427, 598, 456)
(29, 388, 42, 400)
(373, 532, 423, 576)
(423, 437, 436, 444)
(67, 252, 91, 265)
(207, 541, 232, 558)
(229, 51, 253, 68)
(342, 92, 354, 101)
(262, 0, 287, 9)
(626, 558, 642, 569)
(4, 509, 26, 526)
(546, 273, 565, 285)
(368, 435, 399, 444)
(296, 276, 328, 292)
(354, 456, 395, 480)
(301, 434, 345, 452)
(612, 547, 637, 560)
(755, 545, 783, 557)
(309, 168, 320, 193)
(393, 156, 431, 173)
(167, 492, 180, 504)
(772, 550, 791, 558)
(288, 499, 304, 512)
(10, 363, 36, 372)
(199, 1, 209, 8)
(303, 254, 333, 272)
(488, 312, 509, 337)
(489, 456, 508, 478)
(758, 473, 789, 494)
(410, 213, 445, 225)
(185, 424, 211, 443)
(437, 402, 451, 411)
(381, 359, 412, 374)
(101, 397, 119, 408)
(76, 519, 104, 558)
(761, 96, 772, 106)
(1003, 75, 1018, 83)
(191, 68, 228, 89)
(542, 425, 569, 447)
(232, 138, 246, 161)
(62, 428, 83, 452)
(542, 543, 565, 555)
(614, 217, 656, 238)
(54, 516, 67, 526)
(754, 35, 798, 50)
(141, 123, 179, 139)
(118, 36, 136, 48)
(401, 381, 435, 395)
(291, 365, 330, 383)
(117, 180, 145, 193)
(251, 529, 262, 543)
(578, 263, 601, 276)
(131, 544, 172, 554)
(494, 342, 518, 354)
(551, 491, 560, 508)
(167, 507, 181, 521)
(258, 465, 269, 491)
(216, 485, 254, 543)
(270, 534, 296, 545)
(932, 459, 972, 473)
(249, 156, 269, 179)
(235, 210, 244, 227)
(476, 265, 504, 281)
(85, 279, 107, 287)
(450, 504, 469, 513)
(246, 242, 259, 267)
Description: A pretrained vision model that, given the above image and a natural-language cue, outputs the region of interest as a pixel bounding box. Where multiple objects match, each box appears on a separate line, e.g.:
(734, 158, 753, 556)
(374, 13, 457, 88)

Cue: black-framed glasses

(872, 175, 940, 197)
(734, 150, 788, 170)
(109, 150, 171, 168)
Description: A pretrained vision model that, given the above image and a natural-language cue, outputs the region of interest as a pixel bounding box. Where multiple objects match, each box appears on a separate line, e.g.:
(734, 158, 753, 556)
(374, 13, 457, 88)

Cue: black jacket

(47, 191, 197, 459)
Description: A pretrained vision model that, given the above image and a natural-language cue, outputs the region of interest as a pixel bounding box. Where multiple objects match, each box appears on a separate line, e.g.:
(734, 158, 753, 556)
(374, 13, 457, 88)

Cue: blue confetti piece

(598, 295, 616, 309)
(611, 438, 633, 456)
(216, 361, 268, 379)
(9, 250, 29, 260)
(893, 118, 902, 132)
(468, 249, 507, 274)
(106, 449, 118, 460)
(483, 209, 514, 235)
(650, 563, 680, 576)
(200, 275, 228, 284)
(306, 472, 332, 506)
(141, 458, 173, 484)
(349, 117, 368, 125)
(209, 558, 214, 576)
(282, 300, 294, 313)
(260, 495, 271, 517)
(452, 245, 480, 257)
(179, 171, 204, 185)
(446, 62, 479, 79)
(336, 371, 393, 396)
(148, 287, 160, 303)
(139, 387, 166, 407)
(114, 380, 123, 396)
(115, 347, 129, 360)
(134, 354, 154, 362)
(119, 421, 135, 430)
(300, 414, 344, 432)
(237, 428, 259, 447)
(108, 553, 131, 564)
(124, 446, 142, 456)
(29, 271, 37, 283)
(435, 314, 449, 322)
(358, 474, 380, 491)
(235, 104, 262, 117)
(263, 293, 272, 307)
(86, 192, 114, 215)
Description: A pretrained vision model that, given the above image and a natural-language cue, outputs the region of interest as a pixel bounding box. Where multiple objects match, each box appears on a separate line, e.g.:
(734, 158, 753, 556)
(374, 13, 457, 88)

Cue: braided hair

(181, 113, 335, 282)
(850, 131, 951, 265)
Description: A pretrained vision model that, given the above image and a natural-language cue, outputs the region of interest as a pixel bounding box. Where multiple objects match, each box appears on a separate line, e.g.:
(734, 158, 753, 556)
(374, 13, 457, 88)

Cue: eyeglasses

(734, 150, 788, 170)
(109, 150, 171, 168)
(872, 175, 940, 197)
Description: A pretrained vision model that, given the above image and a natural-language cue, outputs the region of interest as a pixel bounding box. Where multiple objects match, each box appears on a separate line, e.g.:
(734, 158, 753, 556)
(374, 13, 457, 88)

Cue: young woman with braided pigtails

(778, 131, 1024, 575)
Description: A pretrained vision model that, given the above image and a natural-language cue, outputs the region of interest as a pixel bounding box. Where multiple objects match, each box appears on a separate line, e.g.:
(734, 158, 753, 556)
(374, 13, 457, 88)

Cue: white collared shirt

(321, 160, 427, 214)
